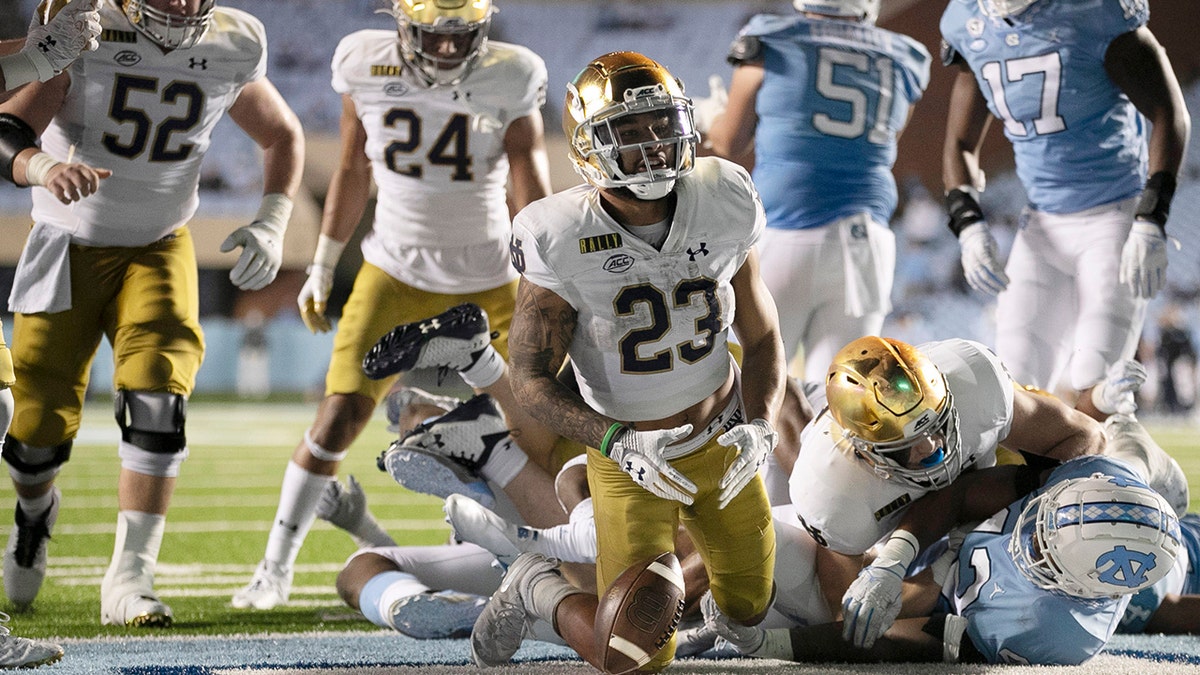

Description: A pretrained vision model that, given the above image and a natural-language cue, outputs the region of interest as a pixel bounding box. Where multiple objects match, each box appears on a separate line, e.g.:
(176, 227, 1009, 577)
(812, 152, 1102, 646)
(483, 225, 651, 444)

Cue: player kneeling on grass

(470, 50, 786, 673)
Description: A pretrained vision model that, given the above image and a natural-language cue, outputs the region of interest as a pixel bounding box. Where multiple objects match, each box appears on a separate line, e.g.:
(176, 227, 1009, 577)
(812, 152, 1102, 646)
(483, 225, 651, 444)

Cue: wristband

(0, 52, 40, 91)
(23, 151, 61, 187)
(944, 185, 984, 238)
(254, 192, 294, 230)
(1134, 171, 1176, 230)
(311, 233, 346, 270)
(600, 423, 627, 458)
(875, 529, 920, 570)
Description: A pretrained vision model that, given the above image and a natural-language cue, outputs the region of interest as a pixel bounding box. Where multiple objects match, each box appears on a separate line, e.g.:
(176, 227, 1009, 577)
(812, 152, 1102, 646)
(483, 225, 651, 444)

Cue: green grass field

(5, 399, 1200, 642)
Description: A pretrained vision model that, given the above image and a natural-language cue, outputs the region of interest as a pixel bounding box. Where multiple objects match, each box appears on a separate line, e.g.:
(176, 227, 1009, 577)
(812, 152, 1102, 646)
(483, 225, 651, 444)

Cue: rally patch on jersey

(371, 64, 405, 77)
(874, 493, 912, 522)
(579, 233, 623, 254)
(101, 28, 137, 43)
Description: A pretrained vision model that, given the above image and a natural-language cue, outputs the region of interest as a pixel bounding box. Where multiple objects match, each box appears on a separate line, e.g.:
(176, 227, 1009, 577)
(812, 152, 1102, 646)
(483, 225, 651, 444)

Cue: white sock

(16, 490, 55, 519)
(460, 345, 504, 389)
(480, 436, 528, 488)
(104, 510, 165, 590)
(531, 498, 596, 563)
(265, 461, 333, 569)
(377, 574, 431, 630)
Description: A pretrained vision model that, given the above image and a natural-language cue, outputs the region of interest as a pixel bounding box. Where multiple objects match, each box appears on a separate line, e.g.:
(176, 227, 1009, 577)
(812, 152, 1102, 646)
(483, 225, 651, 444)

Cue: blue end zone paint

(45, 632, 1200, 673)
(1106, 650, 1200, 665)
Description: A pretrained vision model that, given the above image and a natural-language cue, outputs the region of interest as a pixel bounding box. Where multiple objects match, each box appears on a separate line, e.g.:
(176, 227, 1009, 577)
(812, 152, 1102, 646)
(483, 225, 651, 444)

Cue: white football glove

(27, 0, 101, 74)
(222, 220, 285, 290)
(221, 194, 292, 291)
(716, 418, 776, 510)
(691, 74, 728, 135)
(841, 530, 919, 649)
(1119, 219, 1169, 299)
(298, 264, 334, 333)
(608, 424, 698, 505)
(1092, 359, 1148, 416)
(957, 221, 1009, 296)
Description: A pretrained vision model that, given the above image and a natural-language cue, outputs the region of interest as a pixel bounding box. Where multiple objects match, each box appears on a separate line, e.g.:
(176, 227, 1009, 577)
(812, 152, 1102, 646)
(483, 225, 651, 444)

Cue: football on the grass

(594, 551, 686, 674)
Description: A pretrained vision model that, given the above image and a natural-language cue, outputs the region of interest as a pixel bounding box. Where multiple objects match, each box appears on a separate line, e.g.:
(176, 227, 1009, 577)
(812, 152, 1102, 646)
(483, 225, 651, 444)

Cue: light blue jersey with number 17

(940, 0, 1147, 214)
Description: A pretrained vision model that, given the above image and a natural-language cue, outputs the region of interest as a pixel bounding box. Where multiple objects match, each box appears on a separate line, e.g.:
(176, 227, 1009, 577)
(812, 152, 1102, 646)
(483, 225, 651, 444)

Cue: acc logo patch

(114, 50, 141, 66)
(603, 254, 635, 274)
(384, 82, 409, 97)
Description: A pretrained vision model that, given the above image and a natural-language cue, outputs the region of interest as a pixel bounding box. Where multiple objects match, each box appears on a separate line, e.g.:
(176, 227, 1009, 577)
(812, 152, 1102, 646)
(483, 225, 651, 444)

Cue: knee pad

(3, 436, 72, 485)
(115, 390, 188, 477)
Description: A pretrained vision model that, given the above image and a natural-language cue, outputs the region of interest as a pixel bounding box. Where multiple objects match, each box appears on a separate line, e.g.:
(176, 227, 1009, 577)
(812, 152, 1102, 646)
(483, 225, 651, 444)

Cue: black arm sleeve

(0, 113, 38, 183)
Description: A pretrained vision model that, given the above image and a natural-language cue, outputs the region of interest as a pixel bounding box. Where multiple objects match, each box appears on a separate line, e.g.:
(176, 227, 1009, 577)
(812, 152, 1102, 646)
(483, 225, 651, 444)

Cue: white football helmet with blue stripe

(1011, 473, 1182, 600)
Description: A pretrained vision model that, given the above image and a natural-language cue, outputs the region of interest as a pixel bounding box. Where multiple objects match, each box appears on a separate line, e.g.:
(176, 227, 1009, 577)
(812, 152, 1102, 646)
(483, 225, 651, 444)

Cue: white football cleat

(443, 494, 528, 568)
(3, 487, 59, 608)
(379, 443, 496, 510)
(231, 560, 293, 610)
(397, 394, 511, 472)
(362, 303, 493, 381)
(470, 553, 564, 667)
(389, 589, 487, 639)
(0, 612, 63, 668)
(100, 581, 173, 628)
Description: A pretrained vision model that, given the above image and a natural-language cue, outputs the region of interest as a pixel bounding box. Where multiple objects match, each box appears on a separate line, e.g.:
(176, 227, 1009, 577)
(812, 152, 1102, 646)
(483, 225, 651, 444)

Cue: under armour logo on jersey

(687, 243, 709, 261)
(189, 58, 208, 70)
(1096, 545, 1157, 589)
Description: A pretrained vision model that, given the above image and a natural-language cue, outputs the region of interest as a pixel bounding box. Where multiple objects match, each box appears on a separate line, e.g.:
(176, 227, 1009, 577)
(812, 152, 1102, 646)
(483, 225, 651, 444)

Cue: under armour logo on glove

(37, 36, 58, 53)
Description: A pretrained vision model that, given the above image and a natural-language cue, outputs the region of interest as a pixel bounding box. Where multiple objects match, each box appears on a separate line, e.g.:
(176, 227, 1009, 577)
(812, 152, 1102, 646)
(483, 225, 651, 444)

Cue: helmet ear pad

(562, 51, 699, 195)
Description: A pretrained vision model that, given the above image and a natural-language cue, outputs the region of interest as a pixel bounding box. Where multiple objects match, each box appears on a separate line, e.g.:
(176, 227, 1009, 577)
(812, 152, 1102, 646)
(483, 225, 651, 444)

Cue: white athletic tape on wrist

(255, 192, 293, 229)
(311, 233, 346, 270)
(23, 151, 62, 187)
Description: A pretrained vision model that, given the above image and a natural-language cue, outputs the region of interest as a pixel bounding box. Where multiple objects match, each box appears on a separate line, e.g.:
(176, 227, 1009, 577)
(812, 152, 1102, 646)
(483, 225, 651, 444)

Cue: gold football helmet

(825, 336, 963, 489)
(563, 51, 698, 201)
(122, 0, 215, 50)
(389, 0, 495, 87)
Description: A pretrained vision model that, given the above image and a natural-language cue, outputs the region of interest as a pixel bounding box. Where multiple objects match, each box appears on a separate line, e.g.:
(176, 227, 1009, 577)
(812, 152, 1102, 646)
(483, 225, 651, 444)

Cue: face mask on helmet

(825, 336, 963, 489)
(1010, 473, 1182, 600)
(793, 0, 880, 24)
(564, 52, 698, 201)
(123, 0, 215, 50)
(389, 0, 494, 88)
(977, 0, 1040, 19)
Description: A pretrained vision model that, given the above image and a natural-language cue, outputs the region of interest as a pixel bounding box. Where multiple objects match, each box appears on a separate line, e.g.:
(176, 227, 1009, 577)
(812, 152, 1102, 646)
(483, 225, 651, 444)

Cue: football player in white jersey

(233, 0, 559, 612)
(940, 0, 1190, 421)
(0, 0, 304, 627)
(467, 51, 786, 672)
(0, 0, 100, 97)
(787, 336, 1122, 601)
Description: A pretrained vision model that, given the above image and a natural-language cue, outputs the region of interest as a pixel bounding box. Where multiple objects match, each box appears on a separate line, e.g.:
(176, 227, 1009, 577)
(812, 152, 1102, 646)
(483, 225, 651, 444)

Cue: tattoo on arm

(509, 282, 614, 447)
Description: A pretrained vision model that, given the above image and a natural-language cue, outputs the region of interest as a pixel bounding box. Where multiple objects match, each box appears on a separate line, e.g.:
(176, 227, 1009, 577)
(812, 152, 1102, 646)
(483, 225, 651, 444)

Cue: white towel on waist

(8, 222, 73, 314)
